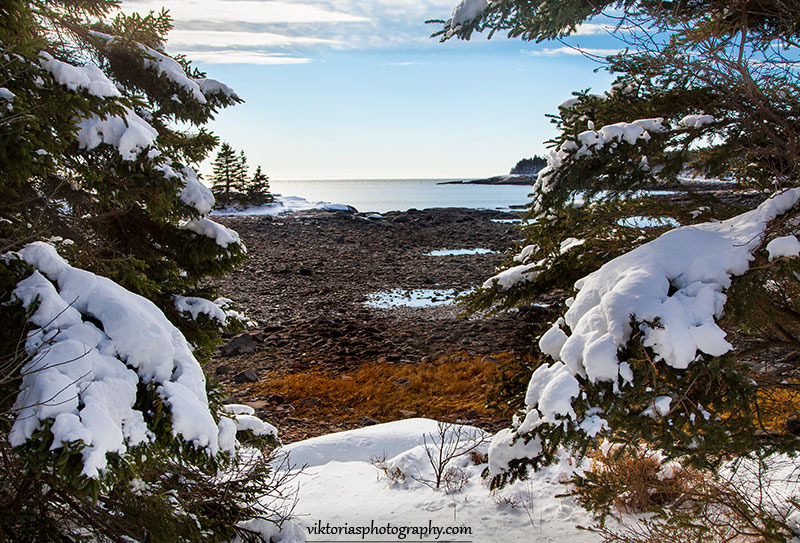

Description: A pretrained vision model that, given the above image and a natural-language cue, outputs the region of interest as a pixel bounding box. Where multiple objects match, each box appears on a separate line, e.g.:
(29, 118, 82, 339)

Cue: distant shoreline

(439, 175, 738, 192)
(438, 175, 537, 186)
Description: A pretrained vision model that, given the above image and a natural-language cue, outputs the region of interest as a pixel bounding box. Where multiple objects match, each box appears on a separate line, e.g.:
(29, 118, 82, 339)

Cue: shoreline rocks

(212, 207, 541, 442)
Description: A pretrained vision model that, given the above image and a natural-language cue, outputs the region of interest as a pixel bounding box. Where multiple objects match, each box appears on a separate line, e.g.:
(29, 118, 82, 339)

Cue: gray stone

(234, 369, 259, 383)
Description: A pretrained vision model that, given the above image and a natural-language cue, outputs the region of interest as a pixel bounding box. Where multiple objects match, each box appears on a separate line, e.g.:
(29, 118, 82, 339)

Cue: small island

(440, 155, 545, 185)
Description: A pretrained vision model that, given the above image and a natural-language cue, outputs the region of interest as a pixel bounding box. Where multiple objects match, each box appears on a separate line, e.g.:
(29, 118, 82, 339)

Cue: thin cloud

(119, 0, 370, 24)
(389, 61, 420, 66)
(523, 47, 621, 57)
(168, 30, 341, 48)
(572, 23, 617, 35)
(120, 0, 491, 65)
(180, 50, 313, 64)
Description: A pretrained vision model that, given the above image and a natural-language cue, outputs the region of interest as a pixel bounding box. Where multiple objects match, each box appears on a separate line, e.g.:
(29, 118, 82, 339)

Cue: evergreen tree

(236, 148, 249, 191)
(210, 142, 239, 206)
(435, 0, 800, 533)
(510, 156, 546, 175)
(0, 1, 294, 540)
(247, 165, 275, 205)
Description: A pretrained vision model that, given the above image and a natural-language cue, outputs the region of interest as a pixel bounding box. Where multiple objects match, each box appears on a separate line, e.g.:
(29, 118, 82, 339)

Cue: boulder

(234, 369, 259, 383)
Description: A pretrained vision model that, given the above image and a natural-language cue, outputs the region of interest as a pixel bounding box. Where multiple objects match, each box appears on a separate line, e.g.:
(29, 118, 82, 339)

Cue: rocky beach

(210, 207, 548, 442)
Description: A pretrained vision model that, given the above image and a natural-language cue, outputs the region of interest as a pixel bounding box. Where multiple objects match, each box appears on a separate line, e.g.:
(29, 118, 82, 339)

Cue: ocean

(267, 178, 532, 214)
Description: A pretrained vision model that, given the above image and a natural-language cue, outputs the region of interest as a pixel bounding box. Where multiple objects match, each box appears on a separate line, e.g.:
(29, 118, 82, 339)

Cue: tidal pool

(424, 248, 496, 256)
(363, 288, 470, 308)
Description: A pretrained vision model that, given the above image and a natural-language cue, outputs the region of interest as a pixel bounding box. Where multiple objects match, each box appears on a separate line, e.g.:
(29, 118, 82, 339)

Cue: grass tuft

(246, 351, 510, 423)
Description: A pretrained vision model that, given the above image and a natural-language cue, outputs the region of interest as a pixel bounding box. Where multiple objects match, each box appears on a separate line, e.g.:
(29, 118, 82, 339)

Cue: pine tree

(0, 1, 293, 540)
(434, 0, 800, 527)
(210, 142, 239, 206)
(510, 156, 546, 175)
(236, 149, 249, 192)
(247, 165, 275, 206)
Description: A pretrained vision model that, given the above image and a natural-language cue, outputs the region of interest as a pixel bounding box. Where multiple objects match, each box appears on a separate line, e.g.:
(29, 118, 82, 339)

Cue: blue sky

(122, 0, 619, 179)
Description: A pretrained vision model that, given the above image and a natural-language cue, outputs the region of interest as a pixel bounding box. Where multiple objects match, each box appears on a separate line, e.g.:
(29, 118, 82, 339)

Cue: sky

(120, 0, 620, 180)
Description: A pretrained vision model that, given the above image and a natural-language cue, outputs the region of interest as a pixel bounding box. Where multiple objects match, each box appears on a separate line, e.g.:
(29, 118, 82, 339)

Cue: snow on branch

(482, 262, 541, 290)
(554, 188, 800, 378)
(174, 295, 228, 323)
(39, 51, 121, 98)
(158, 162, 216, 215)
(178, 166, 216, 215)
(223, 404, 277, 437)
(76, 109, 158, 160)
(138, 44, 239, 103)
(488, 188, 800, 476)
(450, 0, 488, 26)
(179, 217, 245, 250)
(173, 295, 255, 329)
(88, 31, 239, 103)
(38, 51, 159, 160)
(7, 242, 233, 478)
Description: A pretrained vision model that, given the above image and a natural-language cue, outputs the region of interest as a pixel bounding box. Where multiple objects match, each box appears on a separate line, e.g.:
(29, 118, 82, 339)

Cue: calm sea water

(268, 178, 532, 214)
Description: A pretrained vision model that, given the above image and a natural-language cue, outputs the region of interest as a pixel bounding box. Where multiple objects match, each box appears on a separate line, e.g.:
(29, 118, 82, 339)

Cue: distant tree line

(510, 156, 546, 175)
(211, 143, 274, 208)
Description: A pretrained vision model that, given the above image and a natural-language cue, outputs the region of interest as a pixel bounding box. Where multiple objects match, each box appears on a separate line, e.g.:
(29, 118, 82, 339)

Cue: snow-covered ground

(275, 419, 601, 542)
(213, 195, 354, 217)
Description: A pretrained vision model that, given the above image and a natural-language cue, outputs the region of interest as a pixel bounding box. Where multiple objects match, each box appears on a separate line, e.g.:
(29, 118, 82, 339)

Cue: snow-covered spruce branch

(487, 188, 800, 484)
(6, 242, 241, 477)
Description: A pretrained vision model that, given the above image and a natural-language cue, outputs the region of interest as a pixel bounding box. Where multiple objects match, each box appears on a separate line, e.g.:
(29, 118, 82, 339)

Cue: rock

(398, 409, 417, 418)
(299, 267, 313, 276)
(234, 369, 259, 383)
(215, 364, 230, 375)
(268, 393, 285, 404)
(244, 400, 268, 410)
(786, 415, 800, 435)
(755, 429, 781, 440)
(360, 416, 379, 426)
(222, 331, 263, 356)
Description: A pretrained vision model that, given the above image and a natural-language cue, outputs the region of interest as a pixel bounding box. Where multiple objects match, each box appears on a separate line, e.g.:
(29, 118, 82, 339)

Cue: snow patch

(173, 295, 228, 323)
(39, 52, 120, 98)
(483, 262, 541, 290)
(177, 166, 215, 215)
(560, 237, 585, 254)
(180, 217, 244, 250)
(681, 114, 715, 128)
(525, 362, 580, 422)
(450, 0, 488, 26)
(213, 194, 352, 217)
(278, 419, 598, 541)
(76, 109, 158, 160)
(0, 87, 15, 101)
(766, 235, 800, 260)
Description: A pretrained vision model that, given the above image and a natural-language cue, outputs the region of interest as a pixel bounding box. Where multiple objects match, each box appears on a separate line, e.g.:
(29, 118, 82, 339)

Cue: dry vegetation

(243, 351, 520, 424)
(755, 379, 800, 433)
